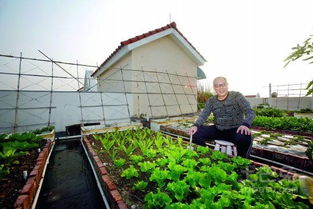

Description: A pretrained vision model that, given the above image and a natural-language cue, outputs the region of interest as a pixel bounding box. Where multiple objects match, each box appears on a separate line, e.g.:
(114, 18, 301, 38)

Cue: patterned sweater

(194, 91, 255, 130)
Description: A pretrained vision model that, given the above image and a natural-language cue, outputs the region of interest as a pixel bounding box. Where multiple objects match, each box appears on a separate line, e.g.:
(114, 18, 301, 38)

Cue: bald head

(213, 77, 228, 85)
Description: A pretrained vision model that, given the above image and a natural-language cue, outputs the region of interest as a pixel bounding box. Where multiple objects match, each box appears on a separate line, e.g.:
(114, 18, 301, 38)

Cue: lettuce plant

(182, 159, 198, 170)
(149, 168, 169, 188)
(120, 144, 136, 157)
(196, 146, 211, 155)
(107, 147, 117, 160)
(0, 164, 10, 178)
(144, 190, 172, 209)
(156, 157, 169, 167)
(198, 158, 211, 165)
(168, 163, 187, 181)
(143, 148, 157, 158)
(129, 154, 144, 164)
(133, 180, 148, 191)
(232, 156, 251, 168)
(113, 158, 126, 168)
(165, 202, 189, 209)
(210, 151, 228, 161)
(121, 165, 139, 179)
(184, 170, 202, 188)
(138, 161, 157, 173)
(166, 180, 190, 201)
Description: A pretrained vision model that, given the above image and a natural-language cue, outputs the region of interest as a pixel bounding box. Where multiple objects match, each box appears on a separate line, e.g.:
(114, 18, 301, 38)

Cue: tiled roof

(92, 22, 205, 77)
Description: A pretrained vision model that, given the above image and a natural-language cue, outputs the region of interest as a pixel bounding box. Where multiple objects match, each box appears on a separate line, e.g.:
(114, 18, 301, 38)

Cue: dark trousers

(193, 125, 253, 157)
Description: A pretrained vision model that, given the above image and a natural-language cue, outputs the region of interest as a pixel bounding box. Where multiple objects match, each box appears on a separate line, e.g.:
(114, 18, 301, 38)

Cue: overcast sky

(0, 0, 312, 96)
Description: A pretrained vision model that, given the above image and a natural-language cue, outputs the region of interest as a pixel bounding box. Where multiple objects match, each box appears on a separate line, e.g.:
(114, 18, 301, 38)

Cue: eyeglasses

(213, 83, 227, 88)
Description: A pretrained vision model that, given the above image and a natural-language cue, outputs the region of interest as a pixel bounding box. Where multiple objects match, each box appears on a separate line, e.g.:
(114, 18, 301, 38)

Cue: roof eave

(92, 46, 130, 78)
(93, 27, 206, 78)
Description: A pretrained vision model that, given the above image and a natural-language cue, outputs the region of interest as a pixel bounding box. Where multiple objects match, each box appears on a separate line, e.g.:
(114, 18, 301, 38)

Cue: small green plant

(184, 170, 202, 188)
(210, 151, 228, 161)
(144, 190, 172, 209)
(108, 148, 118, 161)
(199, 158, 211, 165)
(166, 180, 190, 201)
(0, 164, 10, 178)
(166, 202, 189, 209)
(182, 159, 198, 170)
(129, 154, 144, 163)
(121, 165, 139, 179)
(143, 148, 157, 158)
(0, 134, 7, 141)
(149, 168, 169, 188)
(120, 144, 136, 157)
(232, 156, 251, 168)
(305, 141, 313, 160)
(133, 180, 148, 191)
(114, 158, 126, 168)
(138, 161, 157, 173)
(156, 157, 169, 167)
(168, 163, 187, 181)
(196, 146, 210, 155)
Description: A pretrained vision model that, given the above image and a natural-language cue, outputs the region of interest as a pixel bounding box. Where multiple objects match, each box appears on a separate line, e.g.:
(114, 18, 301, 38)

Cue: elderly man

(189, 76, 255, 157)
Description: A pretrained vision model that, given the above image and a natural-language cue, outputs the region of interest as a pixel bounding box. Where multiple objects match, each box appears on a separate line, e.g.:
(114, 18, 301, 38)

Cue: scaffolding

(0, 53, 198, 133)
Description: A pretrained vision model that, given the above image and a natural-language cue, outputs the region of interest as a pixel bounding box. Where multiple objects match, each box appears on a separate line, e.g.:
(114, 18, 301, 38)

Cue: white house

(92, 22, 206, 118)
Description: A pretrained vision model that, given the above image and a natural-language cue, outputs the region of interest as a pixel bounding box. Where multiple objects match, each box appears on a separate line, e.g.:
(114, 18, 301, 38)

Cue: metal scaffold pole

(155, 70, 169, 117)
(13, 52, 22, 133)
(77, 61, 84, 126)
(166, 70, 182, 116)
(120, 67, 131, 123)
(47, 59, 54, 126)
(141, 67, 153, 118)
(184, 72, 197, 113)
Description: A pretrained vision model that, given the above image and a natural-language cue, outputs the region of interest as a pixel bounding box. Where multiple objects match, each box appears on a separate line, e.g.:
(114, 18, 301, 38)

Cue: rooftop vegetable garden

(87, 128, 311, 208)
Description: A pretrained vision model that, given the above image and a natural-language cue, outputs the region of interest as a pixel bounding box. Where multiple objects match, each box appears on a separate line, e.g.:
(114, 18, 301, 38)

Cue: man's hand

(236, 125, 251, 135)
(188, 126, 198, 135)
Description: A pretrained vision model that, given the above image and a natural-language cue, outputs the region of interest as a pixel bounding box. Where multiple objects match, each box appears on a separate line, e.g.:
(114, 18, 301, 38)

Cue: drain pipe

(31, 141, 55, 209)
(80, 137, 111, 209)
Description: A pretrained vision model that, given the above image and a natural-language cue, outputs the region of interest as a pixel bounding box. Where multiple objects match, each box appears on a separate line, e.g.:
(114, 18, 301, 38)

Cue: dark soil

(0, 139, 46, 209)
(0, 150, 40, 209)
(91, 137, 146, 208)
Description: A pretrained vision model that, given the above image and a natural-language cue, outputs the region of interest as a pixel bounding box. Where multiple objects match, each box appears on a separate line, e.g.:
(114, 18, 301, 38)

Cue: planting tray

(150, 116, 197, 132)
(37, 129, 55, 141)
(81, 123, 143, 135)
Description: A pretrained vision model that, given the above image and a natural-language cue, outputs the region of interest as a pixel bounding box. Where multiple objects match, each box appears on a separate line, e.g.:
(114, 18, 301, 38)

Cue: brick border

(14, 140, 54, 209)
(82, 136, 128, 209)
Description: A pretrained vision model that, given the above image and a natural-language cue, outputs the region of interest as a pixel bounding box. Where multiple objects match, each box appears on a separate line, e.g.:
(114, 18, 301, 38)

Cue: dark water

(36, 139, 106, 209)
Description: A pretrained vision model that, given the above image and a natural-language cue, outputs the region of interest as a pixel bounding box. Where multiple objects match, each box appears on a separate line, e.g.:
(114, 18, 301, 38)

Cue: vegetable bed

(0, 128, 54, 209)
(87, 128, 311, 208)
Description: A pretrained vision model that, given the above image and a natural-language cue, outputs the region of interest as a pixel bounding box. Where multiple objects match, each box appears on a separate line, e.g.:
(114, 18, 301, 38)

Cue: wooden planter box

(81, 123, 143, 135)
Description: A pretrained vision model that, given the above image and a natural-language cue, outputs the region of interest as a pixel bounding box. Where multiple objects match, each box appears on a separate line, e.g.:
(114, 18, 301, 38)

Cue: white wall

(0, 90, 130, 133)
(246, 96, 312, 110)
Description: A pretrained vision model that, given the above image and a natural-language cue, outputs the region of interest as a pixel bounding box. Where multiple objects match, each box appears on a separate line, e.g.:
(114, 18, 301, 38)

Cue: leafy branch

(284, 35, 313, 95)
